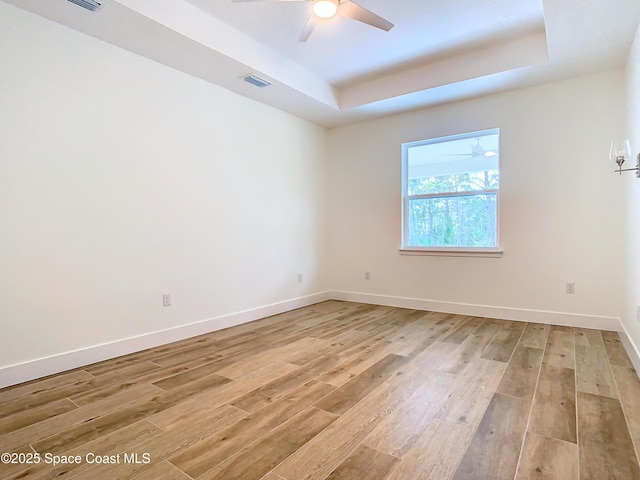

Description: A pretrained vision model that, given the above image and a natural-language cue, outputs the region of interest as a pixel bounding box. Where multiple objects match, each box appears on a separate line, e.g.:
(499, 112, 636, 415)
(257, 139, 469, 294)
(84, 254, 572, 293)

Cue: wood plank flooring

(1, 301, 639, 480)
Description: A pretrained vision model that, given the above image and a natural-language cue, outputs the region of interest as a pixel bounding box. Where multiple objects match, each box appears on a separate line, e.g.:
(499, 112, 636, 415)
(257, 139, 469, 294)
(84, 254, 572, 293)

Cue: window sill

(399, 247, 503, 258)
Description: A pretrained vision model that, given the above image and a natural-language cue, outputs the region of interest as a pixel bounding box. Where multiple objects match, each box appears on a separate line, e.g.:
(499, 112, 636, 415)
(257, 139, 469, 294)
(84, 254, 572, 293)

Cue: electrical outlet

(565, 282, 575, 294)
(297, 273, 303, 283)
(636, 305, 640, 322)
(365, 271, 371, 280)
(162, 293, 171, 306)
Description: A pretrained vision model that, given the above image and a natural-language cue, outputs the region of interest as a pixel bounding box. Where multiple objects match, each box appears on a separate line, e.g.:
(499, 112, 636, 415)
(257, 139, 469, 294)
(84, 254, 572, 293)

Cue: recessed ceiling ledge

(114, 0, 339, 109)
(338, 29, 549, 110)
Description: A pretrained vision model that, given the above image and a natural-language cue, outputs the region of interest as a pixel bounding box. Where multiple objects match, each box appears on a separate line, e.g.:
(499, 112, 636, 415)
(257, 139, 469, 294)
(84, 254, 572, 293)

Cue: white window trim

(399, 246, 503, 257)
(401, 128, 501, 254)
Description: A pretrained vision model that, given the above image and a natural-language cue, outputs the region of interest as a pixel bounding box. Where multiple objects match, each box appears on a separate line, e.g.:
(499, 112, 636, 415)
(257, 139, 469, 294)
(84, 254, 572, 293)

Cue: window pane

(407, 194, 497, 247)
(402, 128, 500, 249)
(407, 131, 499, 184)
(408, 170, 499, 196)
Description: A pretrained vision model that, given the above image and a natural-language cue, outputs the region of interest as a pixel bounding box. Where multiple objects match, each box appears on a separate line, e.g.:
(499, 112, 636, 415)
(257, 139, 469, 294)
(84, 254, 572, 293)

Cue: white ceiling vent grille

(67, 0, 102, 12)
(242, 74, 271, 89)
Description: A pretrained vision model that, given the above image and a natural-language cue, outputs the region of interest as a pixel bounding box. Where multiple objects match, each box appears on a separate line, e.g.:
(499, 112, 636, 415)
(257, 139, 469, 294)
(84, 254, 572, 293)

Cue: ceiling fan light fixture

(312, 0, 339, 19)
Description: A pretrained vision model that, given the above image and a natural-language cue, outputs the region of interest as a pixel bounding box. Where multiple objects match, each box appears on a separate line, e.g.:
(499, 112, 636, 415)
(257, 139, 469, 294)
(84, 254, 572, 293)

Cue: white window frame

(400, 128, 503, 257)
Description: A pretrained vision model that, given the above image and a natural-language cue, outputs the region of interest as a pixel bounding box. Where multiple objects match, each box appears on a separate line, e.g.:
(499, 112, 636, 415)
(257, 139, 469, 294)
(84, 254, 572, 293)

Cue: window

(401, 128, 500, 254)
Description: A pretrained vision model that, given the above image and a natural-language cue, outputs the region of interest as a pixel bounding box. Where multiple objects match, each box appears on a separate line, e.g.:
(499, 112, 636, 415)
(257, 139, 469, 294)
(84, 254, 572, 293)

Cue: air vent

(67, 0, 102, 12)
(242, 74, 271, 89)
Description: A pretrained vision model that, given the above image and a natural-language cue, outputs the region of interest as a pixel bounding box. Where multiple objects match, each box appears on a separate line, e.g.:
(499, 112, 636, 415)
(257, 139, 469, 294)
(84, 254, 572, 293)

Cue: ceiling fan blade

(298, 15, 317, 42)
(337, 0, 394, 31)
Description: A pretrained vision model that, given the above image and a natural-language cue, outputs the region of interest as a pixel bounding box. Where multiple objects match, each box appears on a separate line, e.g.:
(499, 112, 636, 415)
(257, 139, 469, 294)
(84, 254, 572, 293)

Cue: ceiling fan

(231, 0, 394, 42)
(445, 138, 497, 158)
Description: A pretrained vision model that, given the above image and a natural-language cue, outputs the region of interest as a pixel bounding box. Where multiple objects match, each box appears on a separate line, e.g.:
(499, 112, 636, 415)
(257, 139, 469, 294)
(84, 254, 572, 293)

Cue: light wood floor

(1, 301, 640, 480)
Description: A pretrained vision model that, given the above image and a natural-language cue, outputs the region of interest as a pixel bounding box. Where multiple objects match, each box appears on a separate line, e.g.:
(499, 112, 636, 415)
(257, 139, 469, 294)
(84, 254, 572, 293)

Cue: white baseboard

(0, 291, 331, 390)
(3, 290, 637, 390)
(618, 320, 640, 374)
(331, 290, 640, 376)
(330, 290, 622, 331)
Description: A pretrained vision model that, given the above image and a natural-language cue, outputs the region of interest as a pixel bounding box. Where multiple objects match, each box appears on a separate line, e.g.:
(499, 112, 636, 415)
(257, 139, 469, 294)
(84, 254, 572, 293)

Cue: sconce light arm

(614, 154, 640, 177)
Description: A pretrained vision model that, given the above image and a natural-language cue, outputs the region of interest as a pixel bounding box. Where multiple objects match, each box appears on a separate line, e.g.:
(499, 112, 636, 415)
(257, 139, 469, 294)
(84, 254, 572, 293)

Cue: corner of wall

(622, 21, 640, 373)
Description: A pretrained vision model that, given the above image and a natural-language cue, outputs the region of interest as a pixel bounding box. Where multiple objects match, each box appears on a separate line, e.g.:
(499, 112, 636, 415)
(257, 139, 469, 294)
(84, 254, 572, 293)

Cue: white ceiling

(4, 0, 640, 127)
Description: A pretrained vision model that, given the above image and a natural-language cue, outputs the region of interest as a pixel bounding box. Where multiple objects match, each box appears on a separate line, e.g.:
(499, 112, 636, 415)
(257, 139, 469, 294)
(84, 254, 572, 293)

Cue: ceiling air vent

(242, 74, 271, 89)
(67, 0, 102, 12)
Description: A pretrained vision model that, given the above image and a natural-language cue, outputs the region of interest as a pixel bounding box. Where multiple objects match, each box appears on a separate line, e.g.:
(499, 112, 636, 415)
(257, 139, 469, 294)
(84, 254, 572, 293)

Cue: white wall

(0, 3, 328, 370)
(0, 1, 634, 384)
(623, 23, 640, 365)
(327, 70, 625, 322)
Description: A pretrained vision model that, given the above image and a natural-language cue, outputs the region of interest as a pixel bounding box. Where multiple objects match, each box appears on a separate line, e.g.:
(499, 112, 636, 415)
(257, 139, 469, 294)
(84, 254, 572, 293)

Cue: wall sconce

(611, 140, 639, 177)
